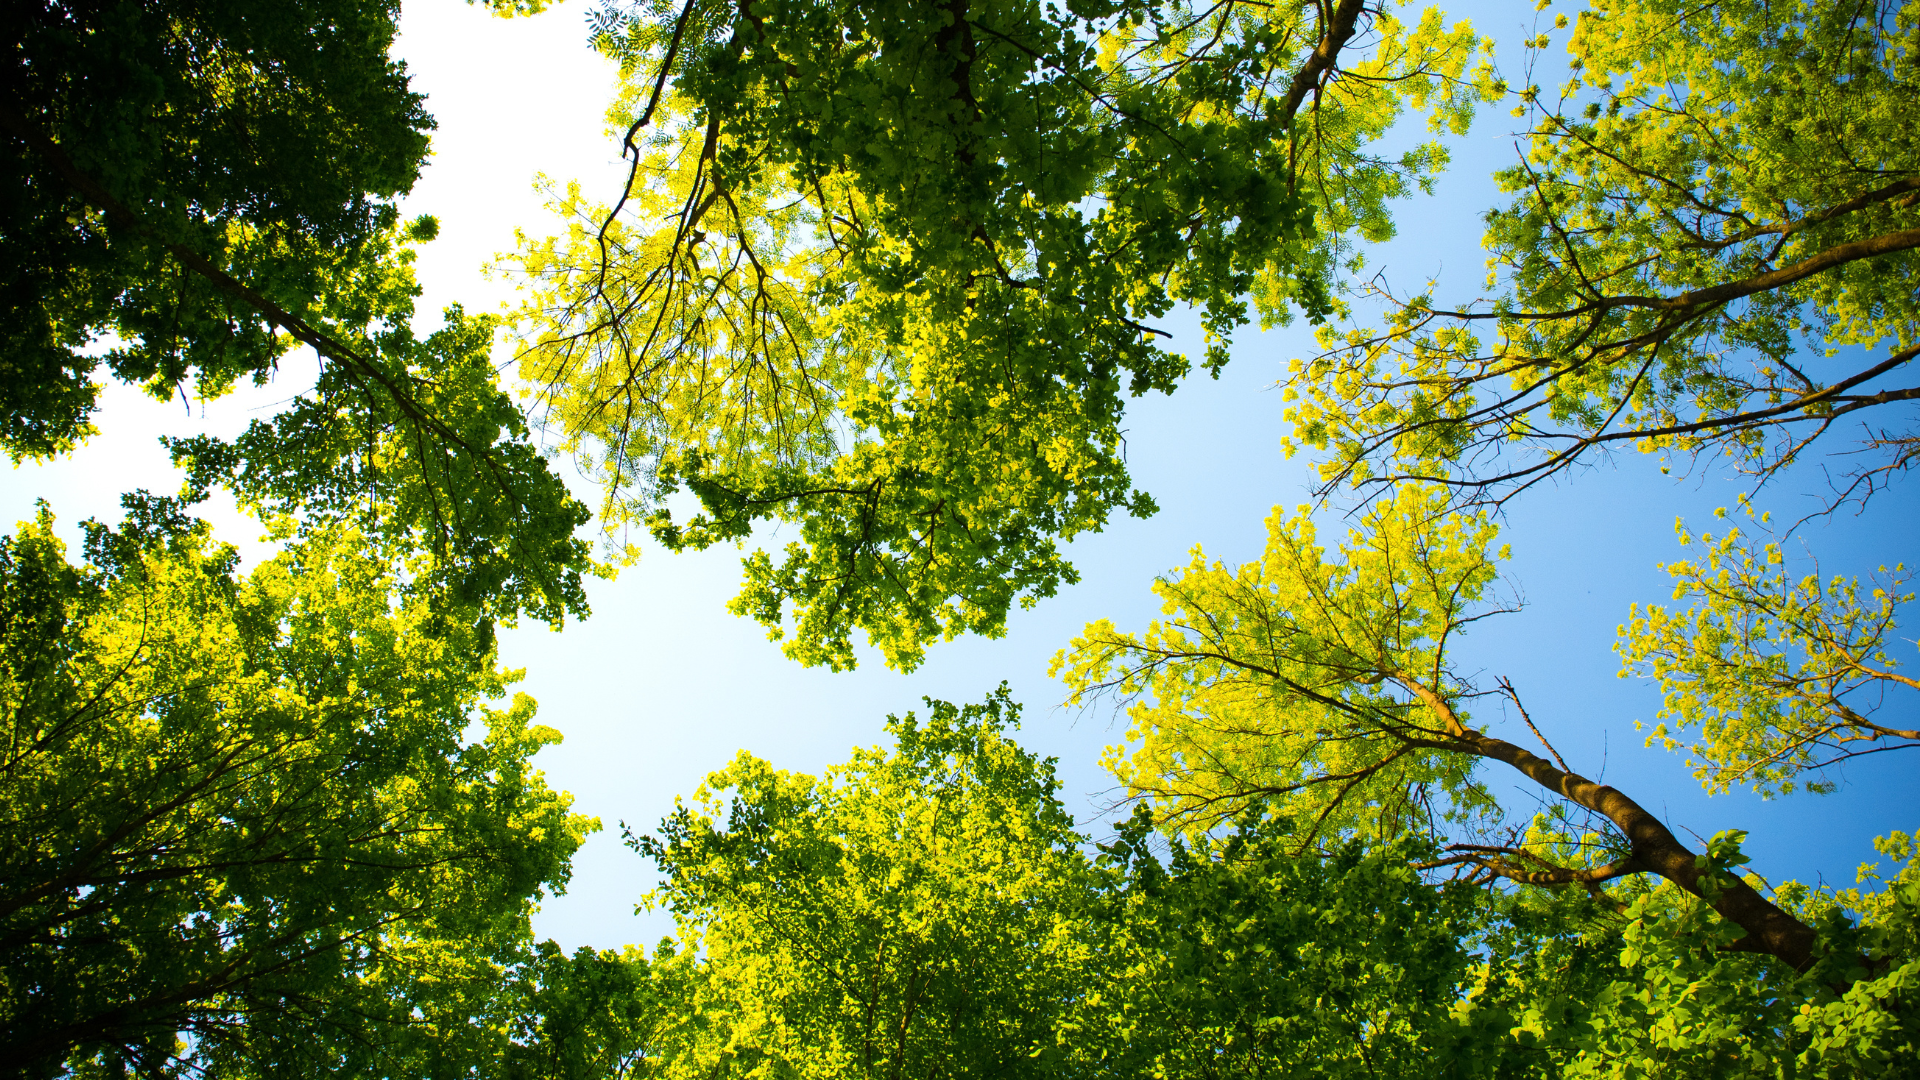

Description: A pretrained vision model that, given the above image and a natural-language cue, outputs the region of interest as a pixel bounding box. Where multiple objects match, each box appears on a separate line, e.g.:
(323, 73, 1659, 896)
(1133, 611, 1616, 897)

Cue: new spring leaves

(508, 0, 1496, 669)
(8, 0, 1920, 1073)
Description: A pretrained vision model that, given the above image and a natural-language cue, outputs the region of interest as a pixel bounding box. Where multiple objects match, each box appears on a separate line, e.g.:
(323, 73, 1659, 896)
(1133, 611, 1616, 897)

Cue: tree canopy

(5, 0, 595, 625)
(534, 696, 1520, 1077)
(489, 695, 1920, 1077)
(0, 503, 592, 1076)
(509, 0, 1496, 669)
(1286, 0, 1920, 507)
(1618, 502, 1919, 798)
(6, 0, 1918, 1075)
(632, 692, 1096, 1078)
(1055, 484, 1881, 972)
(4, 3, 605, 1071)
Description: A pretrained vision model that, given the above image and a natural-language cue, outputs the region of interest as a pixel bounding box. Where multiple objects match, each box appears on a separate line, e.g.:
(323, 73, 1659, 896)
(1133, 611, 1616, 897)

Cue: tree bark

(1461, 729, 1818, 969)
(1401, 678, 1819, 970)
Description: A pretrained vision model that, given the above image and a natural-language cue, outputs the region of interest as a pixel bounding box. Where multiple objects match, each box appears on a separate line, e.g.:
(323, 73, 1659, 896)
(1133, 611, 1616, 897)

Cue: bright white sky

(5, 0, 1913, 953)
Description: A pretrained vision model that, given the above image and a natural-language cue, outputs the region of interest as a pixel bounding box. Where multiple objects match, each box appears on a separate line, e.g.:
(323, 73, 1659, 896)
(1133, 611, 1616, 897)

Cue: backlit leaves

(508, 0, 1495, 669)
(1618, 502, 1918, 796)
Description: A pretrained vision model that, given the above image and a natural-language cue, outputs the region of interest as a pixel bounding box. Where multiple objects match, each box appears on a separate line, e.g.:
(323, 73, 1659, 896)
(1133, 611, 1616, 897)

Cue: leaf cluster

(632, 688, 1092, 1078)
(4, 0, 430, 456)
(506, 694, 1920, 1077)
(0, 505, 594, 1076)
(7, 0, 597, 626)
(1617, 501, 1918, 797)
(1056, 484, 1508, 843)
(509, 0, 1498, 668)
(1286, 0, 1920, 506)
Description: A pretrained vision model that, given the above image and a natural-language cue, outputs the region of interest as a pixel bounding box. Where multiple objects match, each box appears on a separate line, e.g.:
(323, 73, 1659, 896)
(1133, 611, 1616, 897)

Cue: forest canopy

(2, 0, 1916, 1075)
(507, 0, 1498, 669)
(4, 0, 595, 625)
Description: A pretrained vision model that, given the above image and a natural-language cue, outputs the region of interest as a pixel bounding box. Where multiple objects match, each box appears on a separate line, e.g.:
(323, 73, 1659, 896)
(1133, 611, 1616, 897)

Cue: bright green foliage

(1617, 503, 1917, 797)
(614, 695, 1543, 1078)
(1286, 0, 1920, 501)
(8, 0, 594, 624)
(510, 0, 1495, 669)
(1529, 847, 1920, 1078)
(203, 905, 689, 1077)
(633, 690, 1096, 1077)
(1053, 479, 1920, 1061)
(1055, 484, 1506, 842)
(1545, 891, 1814, 1078)
(492, 941, 686, 1080)
(1058, 485, 1843, 974)
(1448, 848, 1920, 1080)
(1780, 832, 1920, 1075)
(1064, 809, 1502, 1078)
(163, 287, 597, 627)
(0, 504, 593, 1077)
(481, 694, 1915, 1077)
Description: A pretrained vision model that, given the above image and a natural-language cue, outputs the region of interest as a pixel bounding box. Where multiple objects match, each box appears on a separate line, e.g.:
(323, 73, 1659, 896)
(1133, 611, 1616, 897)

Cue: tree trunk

(1465, 730, 1819, 970)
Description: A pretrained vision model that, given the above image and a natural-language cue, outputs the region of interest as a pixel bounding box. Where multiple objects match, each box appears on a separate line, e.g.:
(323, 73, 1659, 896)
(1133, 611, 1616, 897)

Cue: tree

(568, 695, 1529, 1078)
(1617, 502, 1918, 797)
(1285, 0, 1920, 509)
(492, 941, 684, 1080)
(4, 0, 593, 625)
(1419, 834, 1920, 1077)
(522, 689, 1920, 1078)
(0, 501, 593, 1076)
(397, 686, 1908, 1077)
(1053, 484, 1919, 1060)
(4, 0, 426, 457)
(1064, 808, 1502, 1079)
(631, 690, 1096, 1078)
(509, 0, 1497, 669)
(1055, 486, 1827, 967)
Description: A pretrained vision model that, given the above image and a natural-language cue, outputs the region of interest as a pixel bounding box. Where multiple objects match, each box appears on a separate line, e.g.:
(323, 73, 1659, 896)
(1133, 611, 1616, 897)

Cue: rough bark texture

(1401, 677, 1819, 969)
(1462, 730, 1819, 970)
(1283, 0, 1371, 120)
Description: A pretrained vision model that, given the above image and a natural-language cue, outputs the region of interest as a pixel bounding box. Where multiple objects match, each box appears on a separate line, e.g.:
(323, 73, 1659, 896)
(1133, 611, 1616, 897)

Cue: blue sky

(5, 0, 1912, 953)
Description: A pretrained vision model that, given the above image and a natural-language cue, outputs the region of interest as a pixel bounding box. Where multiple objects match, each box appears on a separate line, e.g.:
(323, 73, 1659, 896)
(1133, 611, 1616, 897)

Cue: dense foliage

(1287, 0, 1920, 505)
(4, 0, 593, 624)
(633, 692, 1096, 1078)
(582, 698, 1520, 1078)
(498, 698, 1919, 1077)
(3, 5, 603, 1069)
(509, 0, 1496, 669)
(3, 0, 429, 458)
(5, 0, 1915, 1075)
(1616, 502, 1919, 797)
(0, 503, 592, 1076)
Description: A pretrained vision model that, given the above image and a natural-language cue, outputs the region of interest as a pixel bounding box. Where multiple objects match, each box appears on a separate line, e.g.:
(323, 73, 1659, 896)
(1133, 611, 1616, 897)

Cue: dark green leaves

(6, 0, 596, 626)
